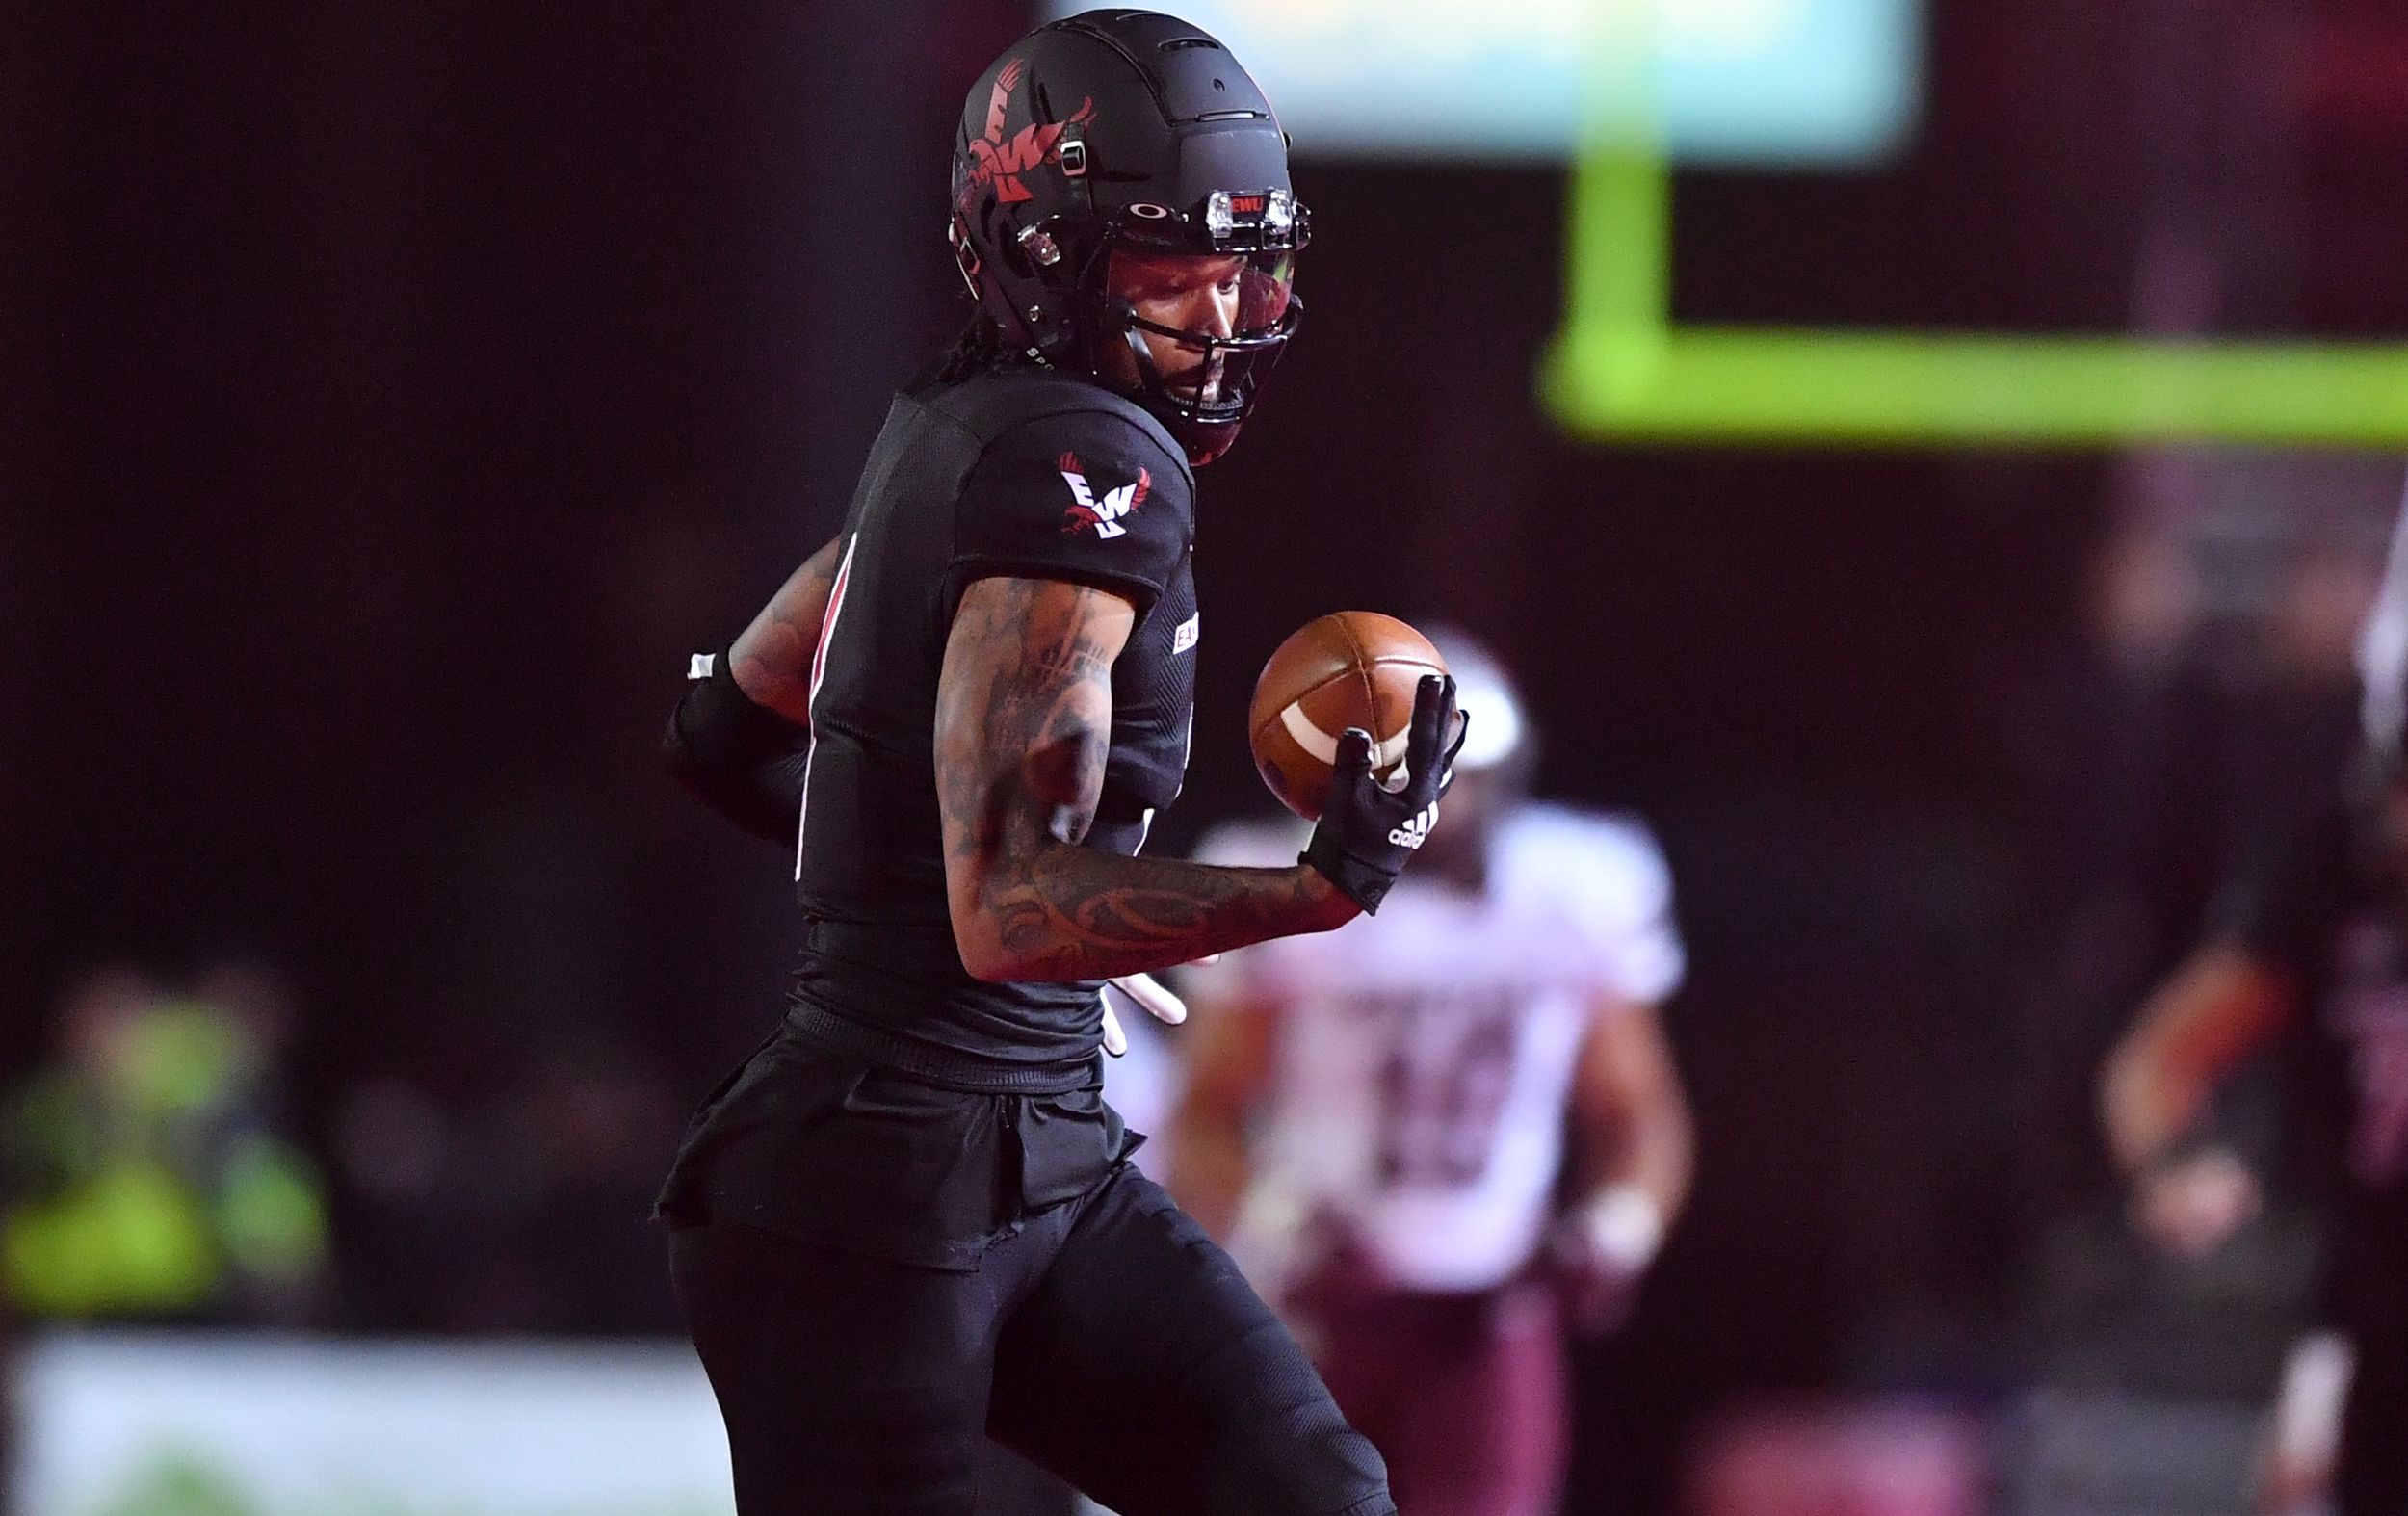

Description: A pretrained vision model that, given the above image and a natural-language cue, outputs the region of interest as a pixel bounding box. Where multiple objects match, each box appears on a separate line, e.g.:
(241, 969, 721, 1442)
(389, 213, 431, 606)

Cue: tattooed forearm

(985, 847, 1344, 980)
(729, 533, 845, 724)
(937, 576, 1355, 983)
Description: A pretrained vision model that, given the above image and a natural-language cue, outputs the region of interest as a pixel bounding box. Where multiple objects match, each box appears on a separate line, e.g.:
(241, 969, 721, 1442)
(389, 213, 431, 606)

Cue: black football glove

(1299, 673, 1466, 913)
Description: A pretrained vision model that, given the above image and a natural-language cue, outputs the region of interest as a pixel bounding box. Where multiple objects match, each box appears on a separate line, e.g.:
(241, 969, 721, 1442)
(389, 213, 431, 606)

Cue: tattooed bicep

(729, 533, 846, 723)
(936, 577, 1137, 854)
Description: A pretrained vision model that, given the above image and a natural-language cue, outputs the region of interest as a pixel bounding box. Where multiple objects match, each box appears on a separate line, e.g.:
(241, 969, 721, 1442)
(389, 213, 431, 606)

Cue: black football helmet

(949, 9, 1308, 464)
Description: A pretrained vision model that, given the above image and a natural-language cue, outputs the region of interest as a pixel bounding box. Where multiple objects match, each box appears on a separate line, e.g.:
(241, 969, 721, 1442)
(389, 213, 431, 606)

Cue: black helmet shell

(949, 10, 1308, 461)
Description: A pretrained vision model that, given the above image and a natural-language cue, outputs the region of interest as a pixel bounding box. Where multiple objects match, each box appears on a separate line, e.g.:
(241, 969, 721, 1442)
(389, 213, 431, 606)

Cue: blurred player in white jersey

(1167, 630, 1694, 1516)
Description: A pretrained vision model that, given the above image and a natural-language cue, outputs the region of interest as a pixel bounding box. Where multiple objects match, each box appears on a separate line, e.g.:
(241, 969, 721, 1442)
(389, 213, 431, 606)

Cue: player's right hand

(1545, 1185, 1665, 1336)
(1100, 958, 1219, 1056)
(2133, 1146, 2261, 1258)
(1299, 674, 1464, 913)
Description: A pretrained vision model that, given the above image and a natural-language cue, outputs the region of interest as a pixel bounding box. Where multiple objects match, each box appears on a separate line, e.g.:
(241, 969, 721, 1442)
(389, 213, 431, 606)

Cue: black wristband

(663, 649, 811, 844)
(1297, 838, 1397, 915)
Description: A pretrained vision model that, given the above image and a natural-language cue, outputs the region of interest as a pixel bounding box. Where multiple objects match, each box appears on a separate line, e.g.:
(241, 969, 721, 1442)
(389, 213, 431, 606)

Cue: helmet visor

(1105, 248, 1297, 415)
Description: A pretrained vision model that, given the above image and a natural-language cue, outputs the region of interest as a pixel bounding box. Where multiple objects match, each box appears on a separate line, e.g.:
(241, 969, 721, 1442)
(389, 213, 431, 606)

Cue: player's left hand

(1300, 674, 1465, 913)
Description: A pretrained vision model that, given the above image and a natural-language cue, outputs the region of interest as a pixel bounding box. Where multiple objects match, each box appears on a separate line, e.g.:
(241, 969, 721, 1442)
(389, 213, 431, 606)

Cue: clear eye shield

(1098, 189, 1307, 431)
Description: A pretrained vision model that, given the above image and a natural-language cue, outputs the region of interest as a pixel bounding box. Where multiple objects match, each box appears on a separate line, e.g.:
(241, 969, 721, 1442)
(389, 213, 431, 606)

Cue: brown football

(1248, 612, 1449, 822)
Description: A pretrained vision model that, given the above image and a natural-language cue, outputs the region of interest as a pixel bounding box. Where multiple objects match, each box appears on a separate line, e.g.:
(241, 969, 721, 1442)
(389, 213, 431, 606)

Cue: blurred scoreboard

(1041, 0, 1923, 166)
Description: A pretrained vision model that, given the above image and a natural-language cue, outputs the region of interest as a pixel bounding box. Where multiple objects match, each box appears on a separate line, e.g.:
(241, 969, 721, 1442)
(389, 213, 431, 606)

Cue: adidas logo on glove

(1387, 803, 1440, 849)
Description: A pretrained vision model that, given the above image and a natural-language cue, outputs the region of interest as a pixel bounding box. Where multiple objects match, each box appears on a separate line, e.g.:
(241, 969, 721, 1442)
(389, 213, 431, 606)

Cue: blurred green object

(216, 1137, 329, 1284)
(4, 995, 327, 1319)
(4, 1162, 218, 1317)
(1543, 18, 2408, 447)
(93, 1453, 257, 1516)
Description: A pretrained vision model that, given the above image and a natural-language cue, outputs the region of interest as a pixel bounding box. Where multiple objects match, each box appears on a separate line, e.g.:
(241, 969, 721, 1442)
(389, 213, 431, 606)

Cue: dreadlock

(935, 316, 1021, 384)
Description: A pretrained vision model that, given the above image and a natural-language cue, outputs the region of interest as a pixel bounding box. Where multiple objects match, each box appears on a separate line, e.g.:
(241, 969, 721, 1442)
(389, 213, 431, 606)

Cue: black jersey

(657, 364, 1199, 1263)
(789, 363, 1199, 1068)
(2216, 798, 2408, 1308)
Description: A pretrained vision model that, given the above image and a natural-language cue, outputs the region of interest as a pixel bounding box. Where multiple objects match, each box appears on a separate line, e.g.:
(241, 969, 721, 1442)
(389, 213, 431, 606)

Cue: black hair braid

(935, 316, 1018, 383)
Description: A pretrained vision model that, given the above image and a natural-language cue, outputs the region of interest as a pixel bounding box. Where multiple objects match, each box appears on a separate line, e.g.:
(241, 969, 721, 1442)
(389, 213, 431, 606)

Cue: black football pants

(668, 1165, 1395, 1516)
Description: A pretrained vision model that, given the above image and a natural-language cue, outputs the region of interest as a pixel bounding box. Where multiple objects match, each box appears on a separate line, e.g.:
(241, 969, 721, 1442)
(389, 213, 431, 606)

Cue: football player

(651, 12, 1460, 1515)
(1169, 631, 1694, 1516)
(2102, 484, 2408, 1516)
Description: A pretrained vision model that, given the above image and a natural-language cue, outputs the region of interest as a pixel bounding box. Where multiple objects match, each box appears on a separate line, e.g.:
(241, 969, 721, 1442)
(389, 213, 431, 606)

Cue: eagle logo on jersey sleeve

(1058, 452, 1151, 539)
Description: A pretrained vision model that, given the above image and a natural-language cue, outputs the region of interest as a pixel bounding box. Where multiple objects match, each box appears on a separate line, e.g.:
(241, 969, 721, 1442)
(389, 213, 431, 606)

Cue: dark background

(9, 0, 2408, 1508)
